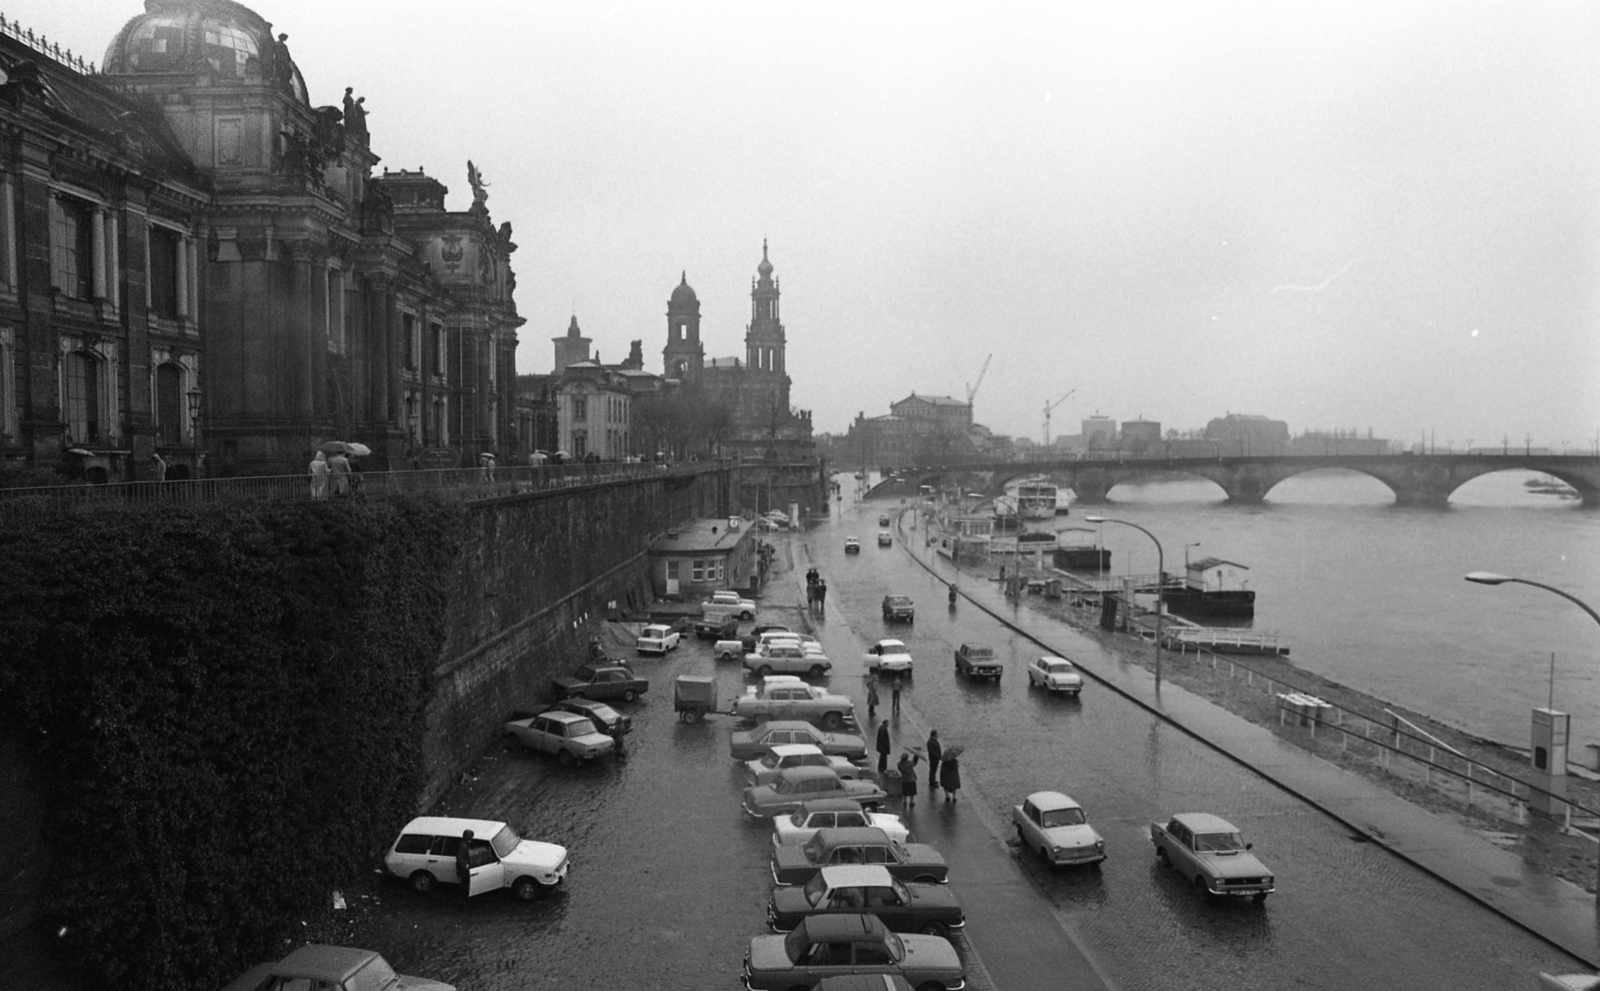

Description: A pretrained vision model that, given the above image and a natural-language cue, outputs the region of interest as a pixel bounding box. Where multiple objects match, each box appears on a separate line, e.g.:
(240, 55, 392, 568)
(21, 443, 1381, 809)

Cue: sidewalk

(908, 534, 1600, 968)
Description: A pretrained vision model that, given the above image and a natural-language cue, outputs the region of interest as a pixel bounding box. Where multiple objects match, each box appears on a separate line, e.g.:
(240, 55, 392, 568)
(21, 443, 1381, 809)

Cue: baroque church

(0, 0, 522, 481)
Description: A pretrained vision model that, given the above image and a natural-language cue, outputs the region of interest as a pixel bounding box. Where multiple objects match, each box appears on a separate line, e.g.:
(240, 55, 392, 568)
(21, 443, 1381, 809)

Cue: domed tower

(663, 272, 703, 382)
(746, 240, 785, 375)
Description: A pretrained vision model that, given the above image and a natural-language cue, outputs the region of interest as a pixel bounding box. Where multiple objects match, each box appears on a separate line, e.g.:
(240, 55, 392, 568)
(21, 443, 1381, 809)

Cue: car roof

(779, 766, 844, 784)
(1038, 655, 1074, 666)
(538, 710, 590, 724)
(1172, 812, 1239, 832)
(758, 720, 820, 733)
(557, 698, 618, 715)
(800, 913, 889, 941)
(768, 743, 825, 759)
(796, 798, 867, 814)
(809, 826, 892, 845)
(1025, 790, 1081, 812)
(875, 640, 909, 651)
(763, 675, 806, 686)
(399, 816, 506, 835)
(818, 864, 895, 888)
(272, 945, 379, 981)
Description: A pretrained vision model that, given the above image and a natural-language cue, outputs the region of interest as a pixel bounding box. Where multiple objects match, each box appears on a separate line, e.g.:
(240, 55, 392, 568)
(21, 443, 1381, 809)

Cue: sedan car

(772, 827, 947, 887)
(769, 865, 965, 937)
(743, 914, 965, 991)
(540, 697, 631, 738)
(743, 766, 889, 819)
(772, 799, 911, 848)
(552, 663, 648, 702)
(877, 531, 893, 547)
(745, 743, 862, 787)
(221, 945, 455, 991)
(1150, 812, 1275, 900)
(844, 537, 861, 554)
(1012, 791, 1105, 867)
(1026, 656, 1084, 696)
(729, 721, 868, 762)
(878, 515, 891, 526)
(504, 710, 615, 766)
(866, 639, 914, 675)
(635, 623, 682, 655)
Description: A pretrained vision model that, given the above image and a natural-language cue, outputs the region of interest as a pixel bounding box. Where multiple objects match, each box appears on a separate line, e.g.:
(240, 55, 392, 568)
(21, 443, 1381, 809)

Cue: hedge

(0, 496, 465, 990)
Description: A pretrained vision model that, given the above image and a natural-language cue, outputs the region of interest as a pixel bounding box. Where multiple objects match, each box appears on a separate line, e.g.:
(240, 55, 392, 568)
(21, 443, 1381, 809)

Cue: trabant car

(1026, 656, 1084, 696)
(771, 826, 948, 886)
(504, 710, 615, 766)
(729, 720, 868, 761)
(220, 945, 455, 991)
(844, 537, 861, 554)
(742, 914, 965, 991)
(635, 623, 682, 655)
(772, 798, 910, 847)
(745, 643, 832, 679)
(866, 639, 914, 676)
(551, 663, 648, 702)
(1150, 812, 1275, 900)
(743, 766, 888, 819)
(383, 816, 568, 901)
(1013, 791, 1105, 867)
(769, 864, 965, 937)
(745, 743, 862, 787)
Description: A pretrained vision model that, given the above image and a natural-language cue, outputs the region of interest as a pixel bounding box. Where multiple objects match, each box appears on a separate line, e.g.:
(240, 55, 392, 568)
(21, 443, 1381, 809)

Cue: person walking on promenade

(308, 450, 329, 499)
(151, 452, 167, 482)
(939, 754, 961, 802)
(890, 677, 902, 715)
(329, 449, 351, 496)
(866, 676, 880, 720)
(875, 720, 891, 773)
(455, 829, 475, 904)
(816, 580, 827, 615)
(926, 730, 942, 794)
(897, 751, 921, 810)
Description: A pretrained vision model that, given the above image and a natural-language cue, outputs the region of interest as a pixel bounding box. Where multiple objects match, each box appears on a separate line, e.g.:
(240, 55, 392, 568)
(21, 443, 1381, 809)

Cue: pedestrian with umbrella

(308, 450, 329, 500)
(939, 746, 963, 802)
(875, 719, 891, 773)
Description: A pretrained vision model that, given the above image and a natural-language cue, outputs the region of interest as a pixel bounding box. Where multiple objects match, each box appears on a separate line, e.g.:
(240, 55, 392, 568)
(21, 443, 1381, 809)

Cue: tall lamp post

(1087, 516, 1166, 687)
(1464, 570, 1600, 899)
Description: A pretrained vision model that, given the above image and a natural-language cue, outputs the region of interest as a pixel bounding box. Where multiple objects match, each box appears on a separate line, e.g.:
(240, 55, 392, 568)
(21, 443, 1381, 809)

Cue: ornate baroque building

(0, 0, 522, 481)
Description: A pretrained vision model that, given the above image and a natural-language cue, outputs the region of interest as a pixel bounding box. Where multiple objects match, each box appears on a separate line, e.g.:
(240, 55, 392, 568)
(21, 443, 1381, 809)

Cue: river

(881, 468, 1600, 756)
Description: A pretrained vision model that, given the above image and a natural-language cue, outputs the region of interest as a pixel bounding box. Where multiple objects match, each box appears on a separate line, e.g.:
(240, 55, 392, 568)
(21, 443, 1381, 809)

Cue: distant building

(552, 316, 593, 372)
(556, 361, 632, 460)
(1119, 419, 1161, 454)
(1081, 416, 1117, 451)
(1289, 430, 1395, 456)
(842, 391, 995, 468)
(648, 517, 759, 597)
(1205, 414, 1289, 456)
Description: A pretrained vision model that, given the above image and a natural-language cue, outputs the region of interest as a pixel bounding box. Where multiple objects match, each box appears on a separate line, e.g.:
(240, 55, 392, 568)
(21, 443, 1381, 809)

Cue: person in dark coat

(455, 829, 475, 901)
(875, 720, 891, 773)
(939, 756, 961, 802)
(866, 676, 880, 719)
(890, 678, 902, 715)
(897, 751, 921, 809)
(926, 730, 942, 793)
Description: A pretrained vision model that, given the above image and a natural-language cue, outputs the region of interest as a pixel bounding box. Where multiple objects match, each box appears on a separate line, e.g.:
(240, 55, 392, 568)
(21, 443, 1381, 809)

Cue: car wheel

(512, 876, 541, 901)
(1192, 873, 1210, 897)
(742, 611, 754, 620)
(921, 920, 950, 938)
(822, 711, 844, 730)
(1016, 825, 1025, 844)
(758, 665, 773, 678)
(1253, 891, 1269, 903)
(557, 749, 576, 767)
(808, 665, 825, 679)
(409, 870, 435, 894)
(622, 689, 638, 702)
(682, 708, 701, 724)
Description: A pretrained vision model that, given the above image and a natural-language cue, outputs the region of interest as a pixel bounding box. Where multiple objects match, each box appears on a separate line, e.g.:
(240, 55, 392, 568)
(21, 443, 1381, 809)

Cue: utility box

(1530, 707, 1570, 817)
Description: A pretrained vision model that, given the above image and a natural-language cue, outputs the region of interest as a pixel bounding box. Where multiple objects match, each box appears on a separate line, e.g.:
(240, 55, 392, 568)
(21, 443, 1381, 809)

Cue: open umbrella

(319, 440, 351, 454)
(65, 448, 93, 456)
(346, 442, 372, 457)
(941, 746, 965, 761)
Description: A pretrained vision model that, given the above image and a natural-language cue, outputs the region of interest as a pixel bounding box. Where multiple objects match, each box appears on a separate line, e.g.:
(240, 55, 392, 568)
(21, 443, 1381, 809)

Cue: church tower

(746, 240, 786, 374)
(663, 272, 703, 382)
(552, 315, 591, 372)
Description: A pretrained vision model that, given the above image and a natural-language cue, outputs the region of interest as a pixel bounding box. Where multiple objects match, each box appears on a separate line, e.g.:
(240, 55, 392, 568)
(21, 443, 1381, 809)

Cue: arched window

(64, 350, 102, 444)
(155, 362, 183, 444)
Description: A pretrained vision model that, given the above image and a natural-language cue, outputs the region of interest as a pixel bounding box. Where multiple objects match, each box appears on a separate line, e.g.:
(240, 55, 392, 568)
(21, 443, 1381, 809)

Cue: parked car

(742, 623, 793, 653)
(732, 681, 854, 729)
(742, 914, 965, 991)
(1013, 791, 1105, 867)
(844, 537, 861, 554)
(729, 720, 869, 761)
(743, 766, 889, 818)
(702, 589, 757, 620)
(866, 639, 914, 676)
(692, 615, 739, 641)
(745, 643, 833, 679)
(383, 816, 569, 901)
(772, 798, 911, 847)
(881, 595, 915, 622)
(769, 865, 964, 937)
(813, 978, 914, 991)
(635, 623, 682, 655)
(745, 743, 862, 787)
(552, 663, 649, 702)
(504, 710, 616, 766)
(954, 643, 1004, 681)
(1150, 812, 1275, 900)
(220, 945, 455, 991)
(540, 697, 631, 738)
(1026, 655, 1084, 695)
(771, 825, 948, 886)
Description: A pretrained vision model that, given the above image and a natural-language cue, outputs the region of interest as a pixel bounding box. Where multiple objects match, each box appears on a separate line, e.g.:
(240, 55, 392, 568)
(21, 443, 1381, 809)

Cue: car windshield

(774, 778, 800, 795)
(489, 824, 521, 859)
(884, 931, 905, 962)
(802, 833, 827, 859)
(1041, 807, 1086, 827)
(802, 871, 830, 905)
(1194, 831, 1246, 852)
(1045, 661, 1071, 674)
(345, 954, 400, 991)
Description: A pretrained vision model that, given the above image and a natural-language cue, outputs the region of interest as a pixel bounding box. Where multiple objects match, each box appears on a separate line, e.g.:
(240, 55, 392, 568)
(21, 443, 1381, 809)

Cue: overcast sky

(26, 1, 1600, 445)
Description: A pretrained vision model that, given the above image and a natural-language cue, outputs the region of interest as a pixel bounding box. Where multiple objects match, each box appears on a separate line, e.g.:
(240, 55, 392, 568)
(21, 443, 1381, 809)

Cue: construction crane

(1042, 389, 1075, 446)
(965, 353, 993, 407)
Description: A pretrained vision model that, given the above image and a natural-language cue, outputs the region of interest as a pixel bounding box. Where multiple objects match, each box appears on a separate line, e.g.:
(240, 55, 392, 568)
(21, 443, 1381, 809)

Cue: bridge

(871, 453, 1600, 507)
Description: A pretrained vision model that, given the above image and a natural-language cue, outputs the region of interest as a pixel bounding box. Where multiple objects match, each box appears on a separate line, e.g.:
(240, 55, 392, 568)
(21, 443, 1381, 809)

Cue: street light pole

(1088, 515, 1165, 687)
(1464, 570, 1600, 900)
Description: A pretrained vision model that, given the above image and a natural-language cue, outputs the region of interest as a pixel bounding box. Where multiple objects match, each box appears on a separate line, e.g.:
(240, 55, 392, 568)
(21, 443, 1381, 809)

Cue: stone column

(290, 244, 315, 418)
(176, 235, 190, 321)
(0, 174, 13, 289)
(91, 207, 107, 300)
(187, 237, 199, 324)
(386, 287, 402, 429)
(107, 211, 120, 314)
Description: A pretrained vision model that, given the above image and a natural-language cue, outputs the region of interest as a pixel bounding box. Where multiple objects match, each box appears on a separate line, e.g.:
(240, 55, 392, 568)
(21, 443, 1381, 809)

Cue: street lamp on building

(1086, 515, 1166, 687)
(186, 388, 201, 448)
(1465, 570, 1600, 899)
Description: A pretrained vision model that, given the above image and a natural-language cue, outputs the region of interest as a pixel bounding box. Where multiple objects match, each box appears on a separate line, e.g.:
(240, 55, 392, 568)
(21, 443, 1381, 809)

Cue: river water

(899, 468, 1600, 755)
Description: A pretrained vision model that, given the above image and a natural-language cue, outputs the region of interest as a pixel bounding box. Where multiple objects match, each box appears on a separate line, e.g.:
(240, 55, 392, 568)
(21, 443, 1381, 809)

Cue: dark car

(542, 698, 632, 738)
(769, 864, 965, 938)
(729, 720, 869, 761)
(881, 595, 915, 622)
(551, 663, 649, 701)
(955, 643, 1004, 681)
(771, 826, 948, 886)
(692, 616, 739, 641)
(742, 623, 793, 653)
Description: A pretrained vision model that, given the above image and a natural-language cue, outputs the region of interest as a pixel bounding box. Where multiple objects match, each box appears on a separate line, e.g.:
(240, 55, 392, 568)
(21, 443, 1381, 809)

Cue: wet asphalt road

(338, 489, 1584, 991)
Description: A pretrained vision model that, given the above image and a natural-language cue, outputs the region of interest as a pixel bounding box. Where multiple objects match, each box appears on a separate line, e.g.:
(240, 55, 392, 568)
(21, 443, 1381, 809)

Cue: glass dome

(103, 0, 307, 104)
